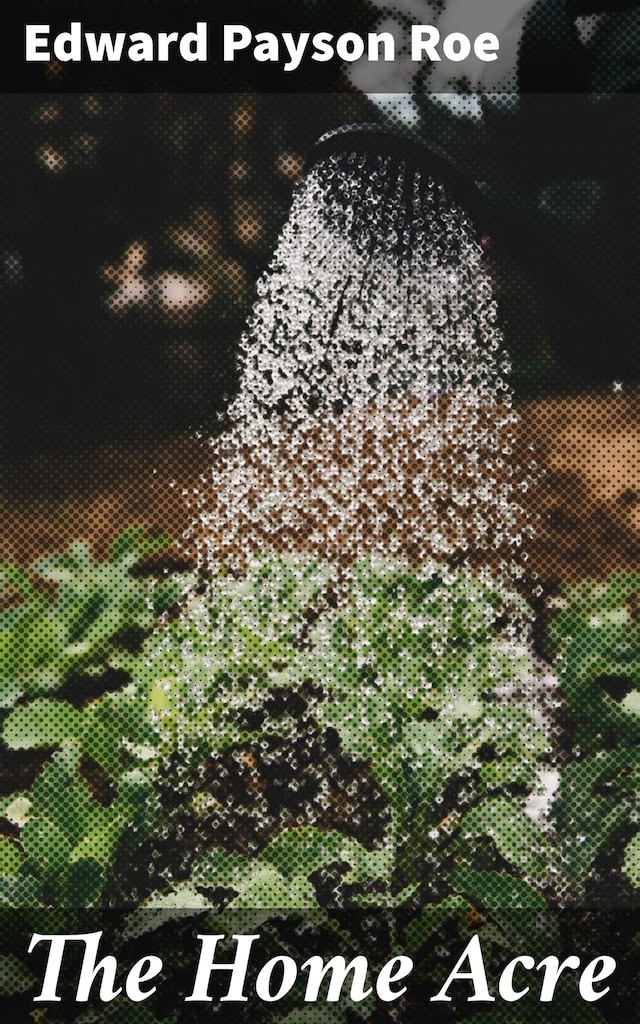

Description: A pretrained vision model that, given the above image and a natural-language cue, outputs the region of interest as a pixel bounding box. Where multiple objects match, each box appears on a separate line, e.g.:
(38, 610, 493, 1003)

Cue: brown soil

(2, 392, 639, 587)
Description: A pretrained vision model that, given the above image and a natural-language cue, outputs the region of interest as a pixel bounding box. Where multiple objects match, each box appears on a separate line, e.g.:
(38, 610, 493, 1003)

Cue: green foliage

(131, 556, 552, 912)
(547, 574, 640, 750)
(0, 537, 639, 1021)
(0, 529, 179, 702)
(552, 749, 640, 896)
(185, 826, 395, 911)
(0, 530, 181, 914)
(0, 743, 157, 908)
(546, 575, 640, 900)
(3, 540, 640, 916)
(139, 557, 332, 763)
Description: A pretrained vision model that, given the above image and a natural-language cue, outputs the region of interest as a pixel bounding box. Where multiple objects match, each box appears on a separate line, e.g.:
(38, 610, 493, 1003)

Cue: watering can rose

(29, 932, 615, 1006)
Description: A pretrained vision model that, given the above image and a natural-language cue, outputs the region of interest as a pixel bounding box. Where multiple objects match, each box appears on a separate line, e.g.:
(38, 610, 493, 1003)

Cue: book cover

(1, 2, 638, 1020)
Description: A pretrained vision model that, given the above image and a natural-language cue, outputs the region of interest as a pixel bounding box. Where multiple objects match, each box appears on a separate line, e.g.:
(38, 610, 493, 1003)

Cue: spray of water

(173, 135, 557, 844)
(189, 143, 532, 576)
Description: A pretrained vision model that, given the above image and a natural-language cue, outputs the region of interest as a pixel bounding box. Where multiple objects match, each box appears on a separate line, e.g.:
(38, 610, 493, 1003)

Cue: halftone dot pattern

(1, 82, 640, 1000)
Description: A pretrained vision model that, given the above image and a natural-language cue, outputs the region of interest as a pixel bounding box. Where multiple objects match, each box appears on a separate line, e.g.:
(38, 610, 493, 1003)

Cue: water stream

(168, 134, 558, 859)
(191, 144, 531, 577)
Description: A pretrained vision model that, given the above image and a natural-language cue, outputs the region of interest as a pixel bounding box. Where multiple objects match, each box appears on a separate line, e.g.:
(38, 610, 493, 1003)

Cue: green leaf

(0, 678, 25, 710)
(553, 751, 640, 889)
(108, 526, 173, 564)
(450, 868, 546, 912)
(260, 827, 391, 886)
(21, 817, 72, 870)
(70, 815, 126, 870)
(116, 769, 159, 839)
(0, 564, 43, 606)
(458, 797, 553, 881)
(31, 744, 102, 845)
(58, 858, 104, 908)
(259, 827, 348, 880)
(0, 835, 24, 876)
(2, 698, 82, 749)
(236, 865, 315, 909)
(622, 832, 640, 889)
(191, 847, 314, 909)
(404, 895, 473, 954)
(0, 953, 37, 996)
(140, 884, 213, 911)
(0, 872, 45, 908)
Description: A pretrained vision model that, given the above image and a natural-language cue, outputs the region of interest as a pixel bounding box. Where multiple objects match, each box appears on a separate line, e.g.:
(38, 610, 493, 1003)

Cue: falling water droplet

(189, 138, 532, 576)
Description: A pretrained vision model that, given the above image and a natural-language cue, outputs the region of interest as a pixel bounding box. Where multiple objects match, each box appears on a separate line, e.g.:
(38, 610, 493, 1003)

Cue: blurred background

(3, 92, 372, 456)
(3, 0, 639, 461)
(2, 0, 639, 580)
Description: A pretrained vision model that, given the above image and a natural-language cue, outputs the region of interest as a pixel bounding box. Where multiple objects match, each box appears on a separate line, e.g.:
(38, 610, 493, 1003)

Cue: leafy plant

(0, 530, 185, 907)
(546, 574, 640, 751)
(542, 575, 640, 905)
(127, 556, 554, 912)
(0, 532, 182, 716)
(290, 561, 553, 891)
(1, 537, 639, 1022)
(0, 743, 157, 908)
